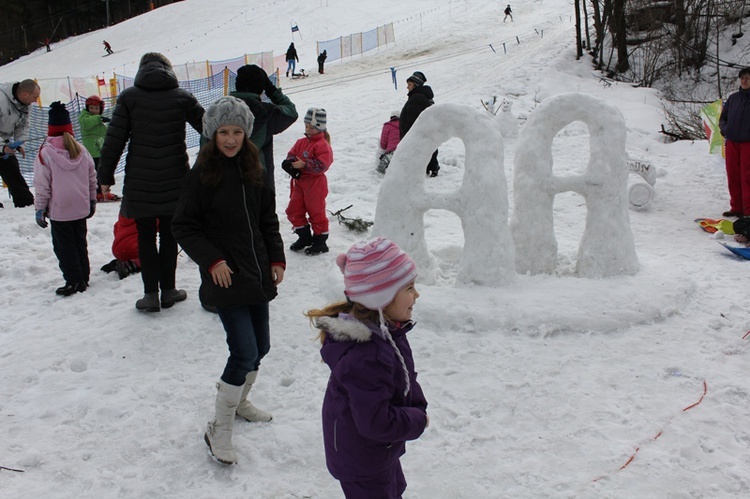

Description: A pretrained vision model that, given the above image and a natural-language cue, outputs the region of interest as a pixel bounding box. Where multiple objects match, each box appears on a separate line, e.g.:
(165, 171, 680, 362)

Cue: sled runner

(291, 69, 308, 79)
(718, 241, 750, 259)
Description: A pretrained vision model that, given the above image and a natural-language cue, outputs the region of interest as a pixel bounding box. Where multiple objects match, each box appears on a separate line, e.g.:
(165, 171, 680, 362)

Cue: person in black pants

(98, 52, 204, 312)
(399, 71, 440, 177)
(317, 50, 327, 74)
(0, 79, 40, 207)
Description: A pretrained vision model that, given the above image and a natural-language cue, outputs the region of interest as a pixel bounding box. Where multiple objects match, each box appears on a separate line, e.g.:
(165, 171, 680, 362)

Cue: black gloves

(264, 78, 277, 97)
(101, 116, 111, 123)
(281, 159, 301, 179)
(87, 200, 96, 219)
(36, 209, 48, 228)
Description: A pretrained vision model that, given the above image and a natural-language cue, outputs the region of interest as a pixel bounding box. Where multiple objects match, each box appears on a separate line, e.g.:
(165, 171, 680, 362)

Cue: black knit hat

(406, 71, 426, 86)
(48, 101, 73, 137)
(235, 64, 267, 94)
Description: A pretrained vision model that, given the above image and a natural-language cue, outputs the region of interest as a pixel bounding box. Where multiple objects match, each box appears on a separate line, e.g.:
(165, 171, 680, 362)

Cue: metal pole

(106, 0, 111, 27)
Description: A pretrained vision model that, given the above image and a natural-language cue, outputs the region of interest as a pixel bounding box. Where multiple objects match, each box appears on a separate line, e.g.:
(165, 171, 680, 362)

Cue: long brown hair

(305, 300, 392, 345)
(196, 135, 263, 186)
(62, 132, 81, 160)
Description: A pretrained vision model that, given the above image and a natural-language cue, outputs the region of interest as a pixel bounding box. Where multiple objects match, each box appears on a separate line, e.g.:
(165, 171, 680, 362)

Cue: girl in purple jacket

(306, 237, 428, 498)
(33, 102, 97, 296)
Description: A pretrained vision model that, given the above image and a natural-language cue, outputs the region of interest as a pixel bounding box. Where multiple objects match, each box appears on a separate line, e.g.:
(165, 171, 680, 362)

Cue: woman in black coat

(98, 52, 204, 311)
(172, 96, 285, 466)
(399, 71, 439, 177)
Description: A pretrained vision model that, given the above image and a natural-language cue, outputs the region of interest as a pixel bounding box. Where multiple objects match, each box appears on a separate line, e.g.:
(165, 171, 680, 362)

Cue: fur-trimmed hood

(315, 315, 376, 343)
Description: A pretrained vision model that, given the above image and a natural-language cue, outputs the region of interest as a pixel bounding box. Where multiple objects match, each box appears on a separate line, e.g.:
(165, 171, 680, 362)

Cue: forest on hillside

(0, 0, 183, 65)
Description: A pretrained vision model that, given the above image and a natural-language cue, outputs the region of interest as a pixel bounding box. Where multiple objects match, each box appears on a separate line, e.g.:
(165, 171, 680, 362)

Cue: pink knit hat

(336, 237, 417, 310)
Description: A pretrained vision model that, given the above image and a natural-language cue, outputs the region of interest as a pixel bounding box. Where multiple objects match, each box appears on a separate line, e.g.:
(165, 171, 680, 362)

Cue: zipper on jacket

(333, 419, 338, 452)
(239, 165, 264, 284)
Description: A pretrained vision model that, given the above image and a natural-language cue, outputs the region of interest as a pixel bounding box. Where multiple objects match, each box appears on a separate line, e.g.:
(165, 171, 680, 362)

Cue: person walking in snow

(400, 71, 440, 177)
(719, 67, 750, 218)
(172, 96, 285, 466)
(282, 108, 333, 255)
(33, 102, 97, 297)
(306, 237, 429, 498)
(377, 110, 401, 174)
(317, 50, 327, 74)
(78, 95, 118, 202)
(285, 42, 299, 77)
(98, 52, 204, 313)
(103, 40, 113, 55)
(0, 78, 39, 208)
(504, 4, 513, 22)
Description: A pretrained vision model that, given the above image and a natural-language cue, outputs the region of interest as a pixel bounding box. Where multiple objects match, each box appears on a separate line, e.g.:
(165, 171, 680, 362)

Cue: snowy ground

(1, 0, 750, 498)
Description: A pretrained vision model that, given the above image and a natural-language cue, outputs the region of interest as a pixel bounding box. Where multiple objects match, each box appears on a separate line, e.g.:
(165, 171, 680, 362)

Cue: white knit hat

(202, 96, 254, 139)
(304, 107, 327, 131)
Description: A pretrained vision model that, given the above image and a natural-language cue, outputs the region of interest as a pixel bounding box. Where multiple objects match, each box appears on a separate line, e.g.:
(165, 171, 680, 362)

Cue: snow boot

(236, 370, 272, 422)
(205, 380, 243, 465)
(289, 225, 313, 251)
(135, 292, 160, 312)
(56, 282, 86, 296)
(305, 234, 329, 255)
(161, 288, 187, 308)
(100, 258, 118, 273)
(116, 260, 140, 279)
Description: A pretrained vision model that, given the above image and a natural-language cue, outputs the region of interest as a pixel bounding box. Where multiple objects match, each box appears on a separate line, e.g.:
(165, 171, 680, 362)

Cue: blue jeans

(216, 303, 270, 386)
(286, 59, 296, 74)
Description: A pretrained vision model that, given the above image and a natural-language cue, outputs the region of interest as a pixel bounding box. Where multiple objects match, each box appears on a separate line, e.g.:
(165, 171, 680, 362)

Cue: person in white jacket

(0, 79, 39, 207)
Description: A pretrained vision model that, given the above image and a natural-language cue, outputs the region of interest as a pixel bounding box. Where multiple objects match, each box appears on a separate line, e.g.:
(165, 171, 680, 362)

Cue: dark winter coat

(229, 88, 298, 189)
(399, 85, 435, 139)
(318, 314, 428, 483)
(317, 51, 327, 64)
(98, 58, 204, 219)
(286, 45, 299, 62)
(172, 155, 285, 307)
(720, 87, 750, 143)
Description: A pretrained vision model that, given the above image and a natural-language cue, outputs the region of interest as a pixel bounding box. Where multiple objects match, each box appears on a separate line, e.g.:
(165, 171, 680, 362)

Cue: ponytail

(62, 132, 81, 160)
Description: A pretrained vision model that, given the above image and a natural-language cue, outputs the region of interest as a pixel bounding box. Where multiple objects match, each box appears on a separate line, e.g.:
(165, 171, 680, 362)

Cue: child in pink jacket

(33, 101, 97, 296)
(282, 107, 334, 255)
(377, 110, 400, 174)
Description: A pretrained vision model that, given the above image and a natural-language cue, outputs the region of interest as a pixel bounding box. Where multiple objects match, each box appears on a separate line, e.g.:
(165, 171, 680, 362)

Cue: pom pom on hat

(202, 96, 254, 139)
(406, 71, 426, 86)
(235, 64, 268, 95)
(48, 101, 73, 137)
(336, 237, 417, 311)
(304, 107, 327, 131)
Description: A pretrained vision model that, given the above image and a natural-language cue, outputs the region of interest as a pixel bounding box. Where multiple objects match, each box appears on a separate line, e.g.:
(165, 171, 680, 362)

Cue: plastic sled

(696, 218, 735, 234)
(718, 242, 750, 260)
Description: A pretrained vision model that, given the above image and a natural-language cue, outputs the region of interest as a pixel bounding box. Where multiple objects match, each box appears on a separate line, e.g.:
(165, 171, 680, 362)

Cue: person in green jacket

(230, 64, 298, 191)
(79, 95, 118, 201)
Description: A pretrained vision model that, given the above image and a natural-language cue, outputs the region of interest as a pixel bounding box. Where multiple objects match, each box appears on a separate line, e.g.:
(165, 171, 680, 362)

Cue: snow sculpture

(373, 103, 516, 286)
(510, 93, 639, 278)
(626, 158, 656, 210)
(495, 98, 519, 139)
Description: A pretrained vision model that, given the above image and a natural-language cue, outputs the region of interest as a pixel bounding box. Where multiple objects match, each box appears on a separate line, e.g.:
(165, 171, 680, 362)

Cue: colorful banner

(700, 99, 724, 155)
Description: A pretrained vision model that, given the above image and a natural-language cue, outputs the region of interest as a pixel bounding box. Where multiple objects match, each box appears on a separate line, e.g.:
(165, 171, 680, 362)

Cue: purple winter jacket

(720, 87, 750, 142)
(318, 314, 428, 482)
(33, 136, 97, 221)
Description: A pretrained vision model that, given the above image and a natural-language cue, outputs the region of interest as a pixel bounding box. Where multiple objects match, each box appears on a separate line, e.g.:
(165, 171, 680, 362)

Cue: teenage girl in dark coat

(399, 71, 439, 176)
(172, 96, 285, 466)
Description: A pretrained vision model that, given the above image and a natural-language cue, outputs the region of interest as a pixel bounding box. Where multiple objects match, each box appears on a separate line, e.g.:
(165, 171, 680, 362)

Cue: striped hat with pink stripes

(336, 237, 418, 310)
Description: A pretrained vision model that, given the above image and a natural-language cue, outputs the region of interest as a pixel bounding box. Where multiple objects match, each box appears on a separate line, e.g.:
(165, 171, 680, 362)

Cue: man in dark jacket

(230, 64, 298, 190)
(98, 52, 204, 312)
(719, 66, 750, 217)
(399, 71, 439, 177)
(317, 50, 327, 74)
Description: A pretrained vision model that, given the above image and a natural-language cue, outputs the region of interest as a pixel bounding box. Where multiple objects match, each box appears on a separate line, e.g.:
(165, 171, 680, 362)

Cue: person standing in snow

(504, 4, 513, 22)
(98, 52, 204, 313)
(399, 71, 440, 177)
(0, 78, 39, 208)
(285, 42, 299, 77)
(719, 67, 750, 218)
(317, 50, 327, 74)
(282, 108, 334, 255)
(306, 237, 428, 498)
(230, 64, 298, 190)
(33, 102, 97, 297)
(78, 95, 117, 202)
(172, 96, 285, 466)
(377, 110, 401, 174)
(103, 40, 113, 55)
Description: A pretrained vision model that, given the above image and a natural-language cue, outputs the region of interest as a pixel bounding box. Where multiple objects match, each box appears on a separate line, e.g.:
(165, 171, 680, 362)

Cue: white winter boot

(204, 380, 243, 465)
(235, 370, 273, 422)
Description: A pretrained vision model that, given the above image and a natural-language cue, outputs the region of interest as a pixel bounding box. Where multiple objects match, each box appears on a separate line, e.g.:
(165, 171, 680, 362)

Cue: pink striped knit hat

(336, 237, 417, 311)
